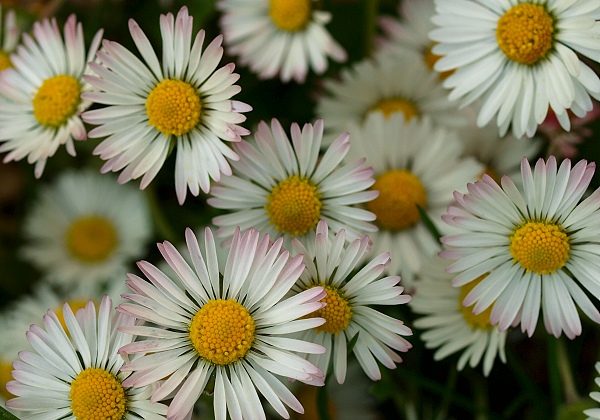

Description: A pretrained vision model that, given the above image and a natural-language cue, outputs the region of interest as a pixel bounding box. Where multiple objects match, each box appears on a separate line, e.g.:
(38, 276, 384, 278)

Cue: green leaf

(0, 407, 20, 420)
(417, 204, 442, 242)
(347, 330, 360, 354)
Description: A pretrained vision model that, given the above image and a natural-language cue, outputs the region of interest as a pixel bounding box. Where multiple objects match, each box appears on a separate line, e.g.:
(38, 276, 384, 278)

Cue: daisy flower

(344, 112, 483, 286)
(429, 0, 600, 138)
(117, 227, 328, 420)
(208, 118, 378, 251)
(441, 156, 600, 339)
(585, 362, 600, 419)
(5, 295, 168, 419)
(291, 220, 412, 384)
(0, 14, 102, 177)
(21, 169, 152, 289)
(82, 6, 251, 204)
(217, 0, 346, 83)
(410, 255, 507, 376)
(0, 5, 20, 73)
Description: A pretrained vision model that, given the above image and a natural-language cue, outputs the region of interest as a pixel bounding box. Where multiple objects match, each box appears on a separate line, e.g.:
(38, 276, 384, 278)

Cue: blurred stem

(364, 0, 379, 57)
(547, 336, 562, 410)
(556, 337, 580, 404)
(317, 383, 331, 420)
(145, 185, 177, 244)
(434, 365, 457, 420)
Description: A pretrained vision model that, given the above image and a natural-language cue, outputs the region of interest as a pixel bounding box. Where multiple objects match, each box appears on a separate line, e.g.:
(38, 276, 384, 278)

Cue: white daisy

(21, 169, 152, 289)
(344, 112, 483, 286)
(5, 295, 168, 419)
(207, 118, 378, 251)
(82, 6, 252, 204)
(410, 255, 507, 376)
(429, 0, 600, 138)
(291, 220, 412, 384)
(217, 0, 346, 83)
(585, 362, 600, 419)
(117, 226, 328, 420)
(316, 48, 465, 145)
(0, 14, 102, 177)
(0, 5, 20, 73)
(441, 156, 600, 339)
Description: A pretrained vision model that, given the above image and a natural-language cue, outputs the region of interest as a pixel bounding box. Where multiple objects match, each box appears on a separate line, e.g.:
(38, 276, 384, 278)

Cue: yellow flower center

(496, 3, 555, 65)
(146, 79, 201, 136)
(269, 0, 312, 32)
(66, 216, 118, 263)
(55, 299, 93, 332)
(369, 98, 419, 121)
(423, 43, 454, 80)
(189, 299, 255, 365)
(458, 274, 493, 330)
(265, 175, 322, 237)
(483, 165, 502, 184)
(69, 367, 126, 420)
(0, 359, 14, 401)
(32, 74, 81, 128)
(310, 285, 352, 335)
(0, 50, 12, 71)
(367, 169, 427, 231)
(509, 221, 570, 275)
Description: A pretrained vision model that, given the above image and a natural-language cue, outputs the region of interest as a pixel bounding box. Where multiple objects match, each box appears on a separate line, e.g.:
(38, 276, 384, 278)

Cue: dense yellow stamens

(309, 285, 352, 335)
(32, 74, 81, 128)
(55, 299, 92, 332)
(66, 216, 118, 263)
(189, 299, 255, 365)
(69, 367, 126, 420)
(496, 3, 554, 65)
(265, 175, 322, 237)
(367, 169, 427, 230)
(509, 221, 570, 275)
(423, 43, 454, 80)
(459, 274, 493, 330)
(0, 359, 14, 401)
(269, 0, 312, 32)
(0, 50, 12, 71)
(370, 98, 419, 121)
(146, 79, 201, 136)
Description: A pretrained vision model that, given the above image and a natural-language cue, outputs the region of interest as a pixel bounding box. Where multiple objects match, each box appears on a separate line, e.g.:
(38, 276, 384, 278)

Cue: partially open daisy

(82, 6, 251, 204)
(21, 169, 151, 289)
(291, 220, 412, 383)
(5, 295, 168, 419)
(345, 112, 483, 286)
(217, 0, 346, 83)
(208, 118, 378, 250)
(117, 227, 328, 420)
(0, 14, 102, 177)
(411, 255, 507, 376)
(0, 5, 20, 74)
(429, 0, 600, 138)
(441, 156, 600, 339)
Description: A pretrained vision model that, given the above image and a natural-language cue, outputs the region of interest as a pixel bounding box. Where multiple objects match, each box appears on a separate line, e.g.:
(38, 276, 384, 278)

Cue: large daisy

(217, 0, 346, 83)
(5, 295, 168, 419)
(208, 118, 378, 251)
(82, 6, 251, 204)
(117, 227, 328, 420)
(292, 220, 413, 384)
(441, 156, 600, 339)
(410, 255, 507, 376)
(0, 14, 102, 177)
(429, 0, 600, 138)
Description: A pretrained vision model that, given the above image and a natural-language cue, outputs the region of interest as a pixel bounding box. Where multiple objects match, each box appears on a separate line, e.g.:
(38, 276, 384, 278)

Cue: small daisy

(585, 362, 600, 419)
(0, 14, 102, 177)
(411, 255, 507, 376)
(292, 220, 412, 384)
(217, 0, 346, 83)
(82, 6, 251, 204)
(21, 169, 152, 289)
(5, 296, 167, 419)
(345, 112, 483, 286)
(316, 48, 465, 145)
(0, 5, 20, 73)
(441, 156, 600, 339)
(117, 227, 328, 420)
(429, 0, 600, 138)
(208, 118, 378, 250)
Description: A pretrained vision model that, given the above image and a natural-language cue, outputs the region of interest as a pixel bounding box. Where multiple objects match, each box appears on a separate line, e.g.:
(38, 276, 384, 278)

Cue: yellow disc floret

(367, 169, 427, 231)
(496, 3, 555, 65)
(146, 79, 201, 136)
(310, 285, 352, 335)
(265, 175, 322, 237)
(66, 216, 118, 263)
(370, 97, 419, 121)
(459, 274, 493, 330)
(69, 367, 126, 420)
(32, 74, 81, 128)
(0, 359, 14, 401)
(423, 43, 454, 80)
(0, 50, 12, 71)
(55, 299, 93, 332)
(269, 0, 312, 32)
(509, 221, 570, 275)
(189, 299, 255, 365)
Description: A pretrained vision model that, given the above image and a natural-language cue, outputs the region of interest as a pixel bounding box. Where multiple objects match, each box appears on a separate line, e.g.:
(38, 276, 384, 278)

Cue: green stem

(556, 337, 580, 404)
(434, 365, 458, 420)
(364, 0, 379, 58)
(317, 383, 332, 420)
(547, 335, 562, 410)
(145, 185, 177, 244)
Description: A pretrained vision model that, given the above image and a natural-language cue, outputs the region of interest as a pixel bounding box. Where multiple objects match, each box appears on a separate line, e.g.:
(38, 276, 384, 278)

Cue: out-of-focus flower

(82, 6, 251, 204)
(441, 156, 600, 339)
(217, 0, 346, 83)
(430, 0, 600, 138)
(585, 362, 600, 419)
(0, 5, 20, 73)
